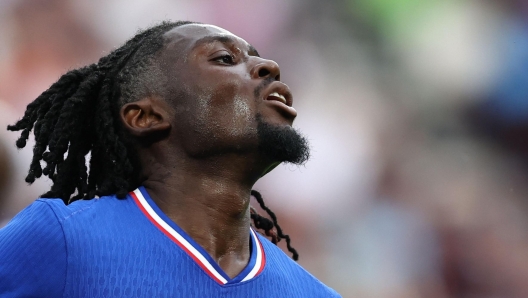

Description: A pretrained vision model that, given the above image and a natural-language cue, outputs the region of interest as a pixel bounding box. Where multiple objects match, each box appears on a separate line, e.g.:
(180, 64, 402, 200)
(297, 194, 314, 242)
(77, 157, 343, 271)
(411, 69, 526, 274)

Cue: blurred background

(1, 0, 528, 297)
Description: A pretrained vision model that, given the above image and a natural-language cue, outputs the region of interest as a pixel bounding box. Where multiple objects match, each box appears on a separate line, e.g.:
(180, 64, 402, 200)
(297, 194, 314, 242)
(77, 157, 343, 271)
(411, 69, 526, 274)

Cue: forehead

(163, 24, 251, 52)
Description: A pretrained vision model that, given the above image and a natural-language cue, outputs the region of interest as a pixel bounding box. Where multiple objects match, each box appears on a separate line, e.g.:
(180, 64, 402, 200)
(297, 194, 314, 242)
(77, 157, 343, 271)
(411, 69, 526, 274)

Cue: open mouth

(266, 92, 288, 105)
(261, 81, 295, 115)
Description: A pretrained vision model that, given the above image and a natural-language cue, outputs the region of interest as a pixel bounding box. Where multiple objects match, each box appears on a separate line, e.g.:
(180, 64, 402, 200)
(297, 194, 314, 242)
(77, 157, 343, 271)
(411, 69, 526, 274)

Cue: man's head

(120, 24, 309, 175)
(8, 21, 309, 201)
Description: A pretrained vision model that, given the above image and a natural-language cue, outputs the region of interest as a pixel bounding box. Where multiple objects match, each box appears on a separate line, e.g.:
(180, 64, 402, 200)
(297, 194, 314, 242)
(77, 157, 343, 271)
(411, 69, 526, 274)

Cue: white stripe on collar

(130, 188, 265, 285)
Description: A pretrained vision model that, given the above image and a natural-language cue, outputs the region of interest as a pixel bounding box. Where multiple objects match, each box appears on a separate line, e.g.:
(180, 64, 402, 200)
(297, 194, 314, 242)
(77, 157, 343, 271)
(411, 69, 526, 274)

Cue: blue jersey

(0, 186, 340, 297)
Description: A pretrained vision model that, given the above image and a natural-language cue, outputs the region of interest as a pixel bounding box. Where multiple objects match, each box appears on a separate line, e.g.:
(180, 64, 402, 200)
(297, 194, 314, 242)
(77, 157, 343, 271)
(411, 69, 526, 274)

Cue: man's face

(158, 24, 308, 165)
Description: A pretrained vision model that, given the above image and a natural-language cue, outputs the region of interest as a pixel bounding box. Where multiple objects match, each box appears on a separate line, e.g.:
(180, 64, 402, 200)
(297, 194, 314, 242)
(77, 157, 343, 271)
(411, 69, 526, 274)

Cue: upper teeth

(269, 92, 287, 103)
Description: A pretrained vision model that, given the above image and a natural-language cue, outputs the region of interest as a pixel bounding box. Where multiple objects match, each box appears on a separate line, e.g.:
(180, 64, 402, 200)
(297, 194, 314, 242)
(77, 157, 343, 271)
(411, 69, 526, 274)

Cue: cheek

(208, 81, 256, 130)
(233, 96, 251, 120)
(216, 90, 258, 141)
(178, 80, 257, 144)
(229, 95, 254, 135)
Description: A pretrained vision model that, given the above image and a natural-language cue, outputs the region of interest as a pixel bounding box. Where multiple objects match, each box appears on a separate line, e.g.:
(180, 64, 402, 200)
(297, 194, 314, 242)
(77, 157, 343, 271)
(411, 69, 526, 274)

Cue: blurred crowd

(1, 0, 528, 297)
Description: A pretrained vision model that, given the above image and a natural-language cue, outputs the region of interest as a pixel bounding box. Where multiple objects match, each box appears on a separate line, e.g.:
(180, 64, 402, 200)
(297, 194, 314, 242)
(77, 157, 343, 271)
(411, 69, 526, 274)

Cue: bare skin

(120, 24, 297, 278)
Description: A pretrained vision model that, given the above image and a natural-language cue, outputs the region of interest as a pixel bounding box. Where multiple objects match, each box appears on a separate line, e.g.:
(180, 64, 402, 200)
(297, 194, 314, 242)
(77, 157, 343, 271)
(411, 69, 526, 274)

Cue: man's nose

(250, 58, 280, 81)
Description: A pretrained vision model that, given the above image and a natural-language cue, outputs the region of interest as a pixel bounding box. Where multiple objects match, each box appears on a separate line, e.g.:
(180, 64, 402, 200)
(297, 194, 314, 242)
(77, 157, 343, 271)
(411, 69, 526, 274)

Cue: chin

(256, 114, 310, 166)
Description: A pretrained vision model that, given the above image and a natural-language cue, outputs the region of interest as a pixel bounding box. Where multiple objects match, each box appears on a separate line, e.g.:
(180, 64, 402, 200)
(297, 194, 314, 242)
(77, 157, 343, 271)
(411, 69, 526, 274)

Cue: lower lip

(265, 99, 297, 118)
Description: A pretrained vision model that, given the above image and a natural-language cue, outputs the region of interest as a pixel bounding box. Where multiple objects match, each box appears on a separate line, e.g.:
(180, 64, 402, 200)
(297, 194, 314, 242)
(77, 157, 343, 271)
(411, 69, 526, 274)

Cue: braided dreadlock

(8, 21, 298, 260)
(251, 190, 299, 260)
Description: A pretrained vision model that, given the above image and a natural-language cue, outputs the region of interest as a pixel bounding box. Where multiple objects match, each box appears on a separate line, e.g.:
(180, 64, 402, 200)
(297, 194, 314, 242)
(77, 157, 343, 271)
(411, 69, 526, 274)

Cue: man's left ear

(120, 96, 171, 137)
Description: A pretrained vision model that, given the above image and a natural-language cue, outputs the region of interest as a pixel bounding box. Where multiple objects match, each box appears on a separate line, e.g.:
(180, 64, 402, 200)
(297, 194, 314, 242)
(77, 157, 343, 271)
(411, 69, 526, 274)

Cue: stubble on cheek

(194, 87, 215, 137)
(205, 81, 257, 141)
(170, 83, 216, 146)
(231, 95, 256, 138)
(176, 80, 259, 155)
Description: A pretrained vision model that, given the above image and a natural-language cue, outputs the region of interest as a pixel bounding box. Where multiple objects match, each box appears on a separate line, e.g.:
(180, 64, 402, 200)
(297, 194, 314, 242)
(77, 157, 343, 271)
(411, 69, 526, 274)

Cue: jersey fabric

(0, 186, 340, 297)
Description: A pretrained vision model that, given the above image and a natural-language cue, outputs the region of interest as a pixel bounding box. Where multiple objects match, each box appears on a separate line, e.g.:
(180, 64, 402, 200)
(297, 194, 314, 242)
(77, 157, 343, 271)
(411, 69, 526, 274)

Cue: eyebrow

(193, 35, 260, 57)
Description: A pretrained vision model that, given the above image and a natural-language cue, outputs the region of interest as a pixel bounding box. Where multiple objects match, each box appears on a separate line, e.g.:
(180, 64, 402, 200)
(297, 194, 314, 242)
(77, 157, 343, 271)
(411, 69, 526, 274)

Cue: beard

(256, 114, 310, 165)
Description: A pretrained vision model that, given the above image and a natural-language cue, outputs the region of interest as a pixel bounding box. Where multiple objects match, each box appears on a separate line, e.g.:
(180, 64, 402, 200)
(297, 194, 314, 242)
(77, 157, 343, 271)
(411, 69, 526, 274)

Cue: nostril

(258, 68, 270, 77)
(275, 74, 280, 81)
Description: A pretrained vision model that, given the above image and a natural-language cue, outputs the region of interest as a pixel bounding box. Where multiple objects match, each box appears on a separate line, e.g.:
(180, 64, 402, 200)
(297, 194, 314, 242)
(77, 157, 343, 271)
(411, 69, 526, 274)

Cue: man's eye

(214, 55, 235, 65)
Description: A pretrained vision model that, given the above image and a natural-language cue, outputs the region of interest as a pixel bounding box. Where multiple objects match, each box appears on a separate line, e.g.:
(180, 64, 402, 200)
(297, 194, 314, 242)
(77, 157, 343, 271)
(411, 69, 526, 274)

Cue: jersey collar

(129, 186, 266, 285)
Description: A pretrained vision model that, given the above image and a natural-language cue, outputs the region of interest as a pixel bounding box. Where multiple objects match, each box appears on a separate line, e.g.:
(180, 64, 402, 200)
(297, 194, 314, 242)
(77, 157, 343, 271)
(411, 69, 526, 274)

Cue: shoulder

(0, 200, 69, 296)
(0, 195, 133, 296)
(258, 234, 341, 297)
(39, 196, 105, 221)
(0, 195, 123, 256)
(0, 198, 77, 252)
(0, 199, 66, 236)
(38, 194, 136, 225)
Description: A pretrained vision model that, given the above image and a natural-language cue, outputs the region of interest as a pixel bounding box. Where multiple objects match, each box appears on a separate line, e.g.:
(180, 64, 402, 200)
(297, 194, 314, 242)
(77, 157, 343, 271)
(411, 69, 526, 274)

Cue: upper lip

(262, 81, 293, 107)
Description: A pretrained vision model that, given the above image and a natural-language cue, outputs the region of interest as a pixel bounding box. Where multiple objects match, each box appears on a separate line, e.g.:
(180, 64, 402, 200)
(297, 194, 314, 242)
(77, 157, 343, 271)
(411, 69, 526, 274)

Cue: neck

(140, 151, 267, 278)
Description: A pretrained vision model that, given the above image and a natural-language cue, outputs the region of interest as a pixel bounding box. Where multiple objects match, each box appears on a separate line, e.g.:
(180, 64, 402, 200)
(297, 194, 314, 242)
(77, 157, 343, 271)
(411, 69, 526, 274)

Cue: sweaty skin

(120, 24, 297, 278)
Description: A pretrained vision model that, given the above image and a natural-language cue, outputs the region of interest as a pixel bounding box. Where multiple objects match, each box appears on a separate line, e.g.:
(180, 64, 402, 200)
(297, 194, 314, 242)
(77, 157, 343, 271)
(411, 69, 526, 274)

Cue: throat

(217, 239, 254, 279)
(141, 179, 254, 278)
(137, 153, 269, 280)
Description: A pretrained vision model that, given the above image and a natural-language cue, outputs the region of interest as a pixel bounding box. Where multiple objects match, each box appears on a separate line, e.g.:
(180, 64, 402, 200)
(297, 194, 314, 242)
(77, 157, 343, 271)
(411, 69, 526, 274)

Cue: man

(0, 21, 340, 297)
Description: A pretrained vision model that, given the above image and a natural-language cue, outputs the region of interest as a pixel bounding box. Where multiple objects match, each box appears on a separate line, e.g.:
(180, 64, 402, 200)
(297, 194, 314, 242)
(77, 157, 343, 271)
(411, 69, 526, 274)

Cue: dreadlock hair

(250, 190, 299, 260)
(7, 20, 299, 260)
